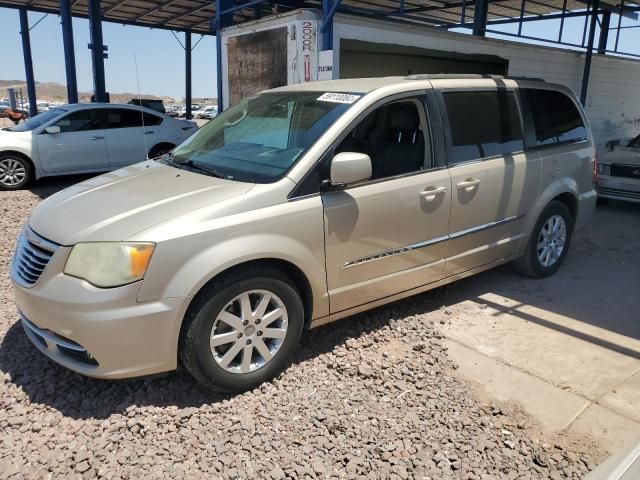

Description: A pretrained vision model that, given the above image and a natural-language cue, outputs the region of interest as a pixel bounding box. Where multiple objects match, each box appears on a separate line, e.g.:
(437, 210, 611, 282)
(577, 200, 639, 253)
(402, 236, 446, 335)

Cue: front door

(323, 96, 452, 314)
(439, 88, 541, 276)
(37, 109, 109, 173)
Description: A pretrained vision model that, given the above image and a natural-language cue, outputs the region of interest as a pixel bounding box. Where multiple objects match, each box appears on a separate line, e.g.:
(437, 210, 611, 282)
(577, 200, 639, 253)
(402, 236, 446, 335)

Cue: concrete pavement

(435, 200, 640, 454)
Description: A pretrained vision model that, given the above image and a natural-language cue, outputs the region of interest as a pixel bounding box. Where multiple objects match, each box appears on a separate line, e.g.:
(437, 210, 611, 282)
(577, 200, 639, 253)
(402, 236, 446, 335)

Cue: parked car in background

(597, 133, 640, 203)
(198, 106, 218, 119)
(128, 98, 166, 115)
(10, 75, 596, 392)
(0, 102, 197, 189)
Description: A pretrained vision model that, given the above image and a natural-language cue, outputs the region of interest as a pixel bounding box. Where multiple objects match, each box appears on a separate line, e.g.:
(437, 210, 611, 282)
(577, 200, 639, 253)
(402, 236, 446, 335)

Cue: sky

(0, 8, 217, 100)
(0, 6, 638, 100)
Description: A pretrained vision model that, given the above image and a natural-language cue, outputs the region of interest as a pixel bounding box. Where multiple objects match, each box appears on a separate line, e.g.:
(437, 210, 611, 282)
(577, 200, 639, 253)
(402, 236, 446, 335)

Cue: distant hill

(0, 80, 179, 104)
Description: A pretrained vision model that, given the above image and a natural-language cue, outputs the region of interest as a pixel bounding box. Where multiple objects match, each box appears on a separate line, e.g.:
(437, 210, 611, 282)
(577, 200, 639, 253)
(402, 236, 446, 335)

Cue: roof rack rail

(405, 74, 505, 80)
(405, 74, 547, 82)
(505, 76, 546, 82)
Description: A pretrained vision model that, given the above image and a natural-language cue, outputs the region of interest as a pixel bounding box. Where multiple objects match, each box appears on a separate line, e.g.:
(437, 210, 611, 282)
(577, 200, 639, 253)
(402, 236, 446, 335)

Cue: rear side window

(443, 91, 524, 164)
(105, 108, 162, 129)
(522, 89, 587, 147)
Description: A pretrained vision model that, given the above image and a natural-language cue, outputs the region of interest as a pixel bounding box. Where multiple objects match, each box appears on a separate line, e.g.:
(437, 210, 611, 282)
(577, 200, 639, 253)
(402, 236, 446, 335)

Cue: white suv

(0, 103, 197, 190)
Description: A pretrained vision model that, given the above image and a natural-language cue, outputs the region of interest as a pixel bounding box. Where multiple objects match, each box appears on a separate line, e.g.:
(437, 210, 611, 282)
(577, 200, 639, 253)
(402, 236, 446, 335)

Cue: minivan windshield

(10, 108, 66, 132)
(170, 91, 360, 183)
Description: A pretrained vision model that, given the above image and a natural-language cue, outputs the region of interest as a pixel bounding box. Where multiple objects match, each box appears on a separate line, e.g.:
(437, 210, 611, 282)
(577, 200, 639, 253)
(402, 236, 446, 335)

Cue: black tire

(179, 266, 304, 392)
(0, 153, 34, 190)
(514, 200, 574, 278)
(148, 144, 174, 159)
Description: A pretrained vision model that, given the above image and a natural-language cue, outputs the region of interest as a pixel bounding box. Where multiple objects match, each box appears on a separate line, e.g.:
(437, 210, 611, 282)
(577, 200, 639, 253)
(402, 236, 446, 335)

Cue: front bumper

(597, 175, 640, 203)
(11, 245, 188, 379)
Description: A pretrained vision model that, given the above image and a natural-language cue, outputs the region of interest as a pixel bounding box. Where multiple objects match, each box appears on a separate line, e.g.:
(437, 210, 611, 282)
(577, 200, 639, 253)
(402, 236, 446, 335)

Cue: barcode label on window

(317, 93, 361, 104)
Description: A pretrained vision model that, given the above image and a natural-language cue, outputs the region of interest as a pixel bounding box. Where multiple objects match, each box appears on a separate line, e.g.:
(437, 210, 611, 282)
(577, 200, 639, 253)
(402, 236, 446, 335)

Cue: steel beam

(19, 9, 37, 117)
(60, 0, 78, 103)
(473, 0, 489, 36)
(322, 0, 341, 50)
(88, 0, 107, 102)
(581, 0, 600, 105)
(598, 10, 611, 54)
(216, 0, 233, 112)
(185, 32, 192, 120)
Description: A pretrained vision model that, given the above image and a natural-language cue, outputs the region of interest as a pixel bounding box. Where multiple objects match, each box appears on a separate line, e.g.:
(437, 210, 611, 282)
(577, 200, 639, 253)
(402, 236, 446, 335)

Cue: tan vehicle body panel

(11, 76, 597, 378)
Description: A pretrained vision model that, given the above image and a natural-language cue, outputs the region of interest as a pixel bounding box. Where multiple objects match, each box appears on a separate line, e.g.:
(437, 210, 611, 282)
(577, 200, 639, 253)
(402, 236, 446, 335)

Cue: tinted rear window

(522, 89, 587, 147)
(443, 91, 524, 164)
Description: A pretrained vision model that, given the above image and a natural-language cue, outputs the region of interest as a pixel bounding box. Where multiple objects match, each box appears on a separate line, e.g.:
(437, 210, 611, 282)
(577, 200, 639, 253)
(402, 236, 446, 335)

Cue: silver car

(11, 75, 596, 392)
(597, 134, 640, 203)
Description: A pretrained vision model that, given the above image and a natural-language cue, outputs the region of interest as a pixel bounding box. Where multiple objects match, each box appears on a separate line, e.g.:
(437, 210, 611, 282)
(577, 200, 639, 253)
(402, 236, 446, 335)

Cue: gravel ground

(0, 178, 604, 480)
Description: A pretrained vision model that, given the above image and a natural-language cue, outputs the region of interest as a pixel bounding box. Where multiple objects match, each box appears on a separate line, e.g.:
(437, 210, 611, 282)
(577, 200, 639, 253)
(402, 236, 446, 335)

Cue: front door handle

(420, 186, 447, 201)
(145, 130, 154, 135)
(89, 136, 104, 140)
(457, 178, 481, 191)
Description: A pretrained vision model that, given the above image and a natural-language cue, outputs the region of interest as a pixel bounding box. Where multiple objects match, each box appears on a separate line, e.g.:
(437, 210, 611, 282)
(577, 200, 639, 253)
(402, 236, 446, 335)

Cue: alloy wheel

(0, 158, 27, 187)
(210, 289, 288, 374)
(537, 214, 567, 267)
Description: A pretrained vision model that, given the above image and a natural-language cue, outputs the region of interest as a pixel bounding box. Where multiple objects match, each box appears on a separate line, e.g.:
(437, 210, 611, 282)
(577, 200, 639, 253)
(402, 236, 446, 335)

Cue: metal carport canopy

(0, 0, 634, 35)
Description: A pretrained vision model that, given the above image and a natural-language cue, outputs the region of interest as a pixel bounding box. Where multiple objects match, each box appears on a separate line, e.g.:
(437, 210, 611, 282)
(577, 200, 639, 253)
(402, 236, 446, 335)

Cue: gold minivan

(11, 75, 597, 392)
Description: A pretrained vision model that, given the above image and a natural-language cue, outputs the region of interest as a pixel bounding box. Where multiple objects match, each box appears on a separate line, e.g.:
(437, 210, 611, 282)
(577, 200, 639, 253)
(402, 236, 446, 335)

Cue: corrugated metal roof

(0, 0, 628, 35)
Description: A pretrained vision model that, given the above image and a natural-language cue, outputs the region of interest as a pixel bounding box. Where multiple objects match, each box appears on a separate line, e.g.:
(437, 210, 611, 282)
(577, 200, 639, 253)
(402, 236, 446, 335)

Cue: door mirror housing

(44, 126, 61, 134)
(330, 152, 372, 186)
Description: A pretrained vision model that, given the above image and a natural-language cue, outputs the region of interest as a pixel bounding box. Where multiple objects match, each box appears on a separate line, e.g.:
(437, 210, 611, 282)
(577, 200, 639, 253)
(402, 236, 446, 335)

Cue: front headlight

(64, 242, 155, 288)
(597, 164, 611, 176)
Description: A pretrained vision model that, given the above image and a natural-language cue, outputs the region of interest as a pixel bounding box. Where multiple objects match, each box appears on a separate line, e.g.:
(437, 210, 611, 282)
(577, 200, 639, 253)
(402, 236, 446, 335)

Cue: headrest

(389, 104, 420, 131)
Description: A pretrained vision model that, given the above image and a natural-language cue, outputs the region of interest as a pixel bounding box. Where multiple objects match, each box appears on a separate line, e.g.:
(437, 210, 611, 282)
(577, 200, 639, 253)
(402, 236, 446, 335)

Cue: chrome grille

(11, 227, 58, 288)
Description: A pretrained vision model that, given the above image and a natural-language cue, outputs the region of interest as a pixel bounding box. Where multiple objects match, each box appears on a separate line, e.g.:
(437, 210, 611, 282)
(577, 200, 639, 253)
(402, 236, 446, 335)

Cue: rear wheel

(180, 266, 304, 392)
(0, 154, 33, 190)
(148, 144, 174, 159)
(514, 201, 574, 278)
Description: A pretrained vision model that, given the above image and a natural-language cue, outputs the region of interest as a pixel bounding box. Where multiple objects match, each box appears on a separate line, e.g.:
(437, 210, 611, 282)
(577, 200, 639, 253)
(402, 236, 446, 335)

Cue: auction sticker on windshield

(317, 93, 361, 104)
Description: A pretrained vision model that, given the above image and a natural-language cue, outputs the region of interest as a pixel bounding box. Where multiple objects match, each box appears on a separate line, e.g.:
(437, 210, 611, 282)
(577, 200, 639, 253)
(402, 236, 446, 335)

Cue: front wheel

(514, 201, 574, 278)
(180, 267, 304, 392)
(0, 154, 33, 190)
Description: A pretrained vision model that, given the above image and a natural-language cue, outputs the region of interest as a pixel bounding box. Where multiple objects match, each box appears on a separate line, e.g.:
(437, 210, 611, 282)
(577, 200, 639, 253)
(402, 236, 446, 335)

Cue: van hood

(29, 161, 254, 245)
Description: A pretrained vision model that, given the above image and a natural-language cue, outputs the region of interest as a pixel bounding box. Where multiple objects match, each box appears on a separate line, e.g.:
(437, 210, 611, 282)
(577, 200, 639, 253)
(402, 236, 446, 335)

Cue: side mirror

(44, 126, 61, 134)
(330, 152, 372, 186)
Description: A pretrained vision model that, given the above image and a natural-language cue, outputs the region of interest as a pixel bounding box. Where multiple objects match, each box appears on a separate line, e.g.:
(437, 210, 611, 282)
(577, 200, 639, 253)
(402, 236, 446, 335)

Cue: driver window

(336, 98, 431, 180)
(54, 109, 104, 133)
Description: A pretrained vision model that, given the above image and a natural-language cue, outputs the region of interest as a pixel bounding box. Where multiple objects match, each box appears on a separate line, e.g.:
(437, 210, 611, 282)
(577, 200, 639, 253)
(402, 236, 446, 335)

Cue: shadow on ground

(0, 287, 450, 420)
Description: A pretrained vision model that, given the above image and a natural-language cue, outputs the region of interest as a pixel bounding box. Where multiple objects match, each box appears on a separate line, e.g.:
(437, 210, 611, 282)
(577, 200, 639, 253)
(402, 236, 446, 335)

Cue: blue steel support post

(597, 10, 611, 54)
(321, 0, 341, 50)
(19, 9, 37, 117)
(88, 0, 107, 102)
(473, 0, 489, 36)
(186, 32, 192, 119)
(580, 0, 600, 105)
(60, 0, 78, 103)
(215, 0, 233, 113)
(322, 0, 333, 50)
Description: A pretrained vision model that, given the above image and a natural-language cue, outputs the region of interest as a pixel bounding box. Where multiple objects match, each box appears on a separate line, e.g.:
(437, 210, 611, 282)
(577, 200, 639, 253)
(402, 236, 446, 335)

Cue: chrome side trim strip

(449, 214, 525, 240)
(341, 214, 525, 269)
(341, 235, 449, 269)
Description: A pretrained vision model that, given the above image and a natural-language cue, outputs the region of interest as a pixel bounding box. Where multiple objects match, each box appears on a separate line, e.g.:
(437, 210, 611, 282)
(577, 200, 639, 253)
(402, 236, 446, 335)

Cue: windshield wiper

(177, 157, 229, 179)
(160, 153, 231, 180)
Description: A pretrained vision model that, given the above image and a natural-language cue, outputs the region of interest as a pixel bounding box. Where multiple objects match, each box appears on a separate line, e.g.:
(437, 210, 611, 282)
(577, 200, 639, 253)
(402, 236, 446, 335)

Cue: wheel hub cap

(0, 158, 27, 187)
(537, 214, 567, 267)
(210, 289, 288, 374)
